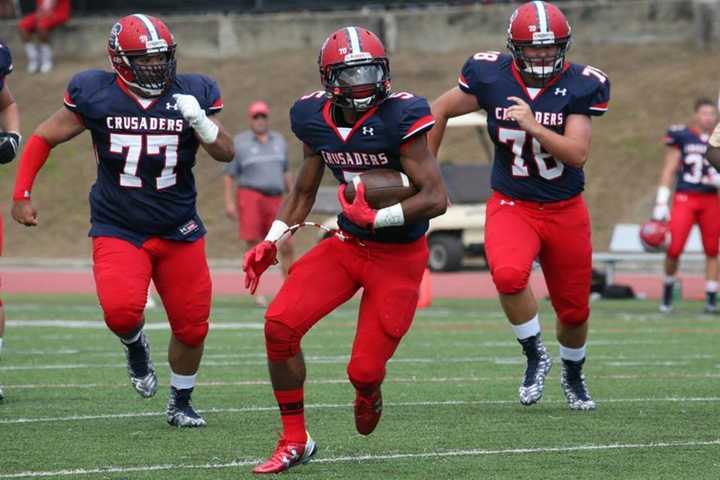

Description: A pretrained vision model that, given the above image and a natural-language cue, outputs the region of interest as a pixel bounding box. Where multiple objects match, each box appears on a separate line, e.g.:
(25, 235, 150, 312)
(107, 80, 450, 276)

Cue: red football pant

(19, 8, 70, 33)
(92, 236, 212, 347)
(667, 191, 720, 259)
(264, 235, 428, 391)
(236, 187, 284, 242)
(485, 191, 591, 326)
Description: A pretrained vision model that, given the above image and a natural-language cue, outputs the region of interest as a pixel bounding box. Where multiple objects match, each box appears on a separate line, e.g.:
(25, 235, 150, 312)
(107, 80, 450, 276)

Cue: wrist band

(374, 203, 404, 228)
(265, 220, 290, 243)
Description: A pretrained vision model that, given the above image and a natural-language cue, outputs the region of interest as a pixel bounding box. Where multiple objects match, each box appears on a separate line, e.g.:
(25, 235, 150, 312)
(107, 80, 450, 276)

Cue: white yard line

(2, 397, 719, 425)
(0, 439, 718, 478)
(4, 372, 720, 390)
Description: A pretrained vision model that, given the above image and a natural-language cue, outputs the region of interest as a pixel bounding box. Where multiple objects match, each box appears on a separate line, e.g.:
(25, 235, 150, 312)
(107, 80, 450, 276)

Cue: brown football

(343, 168, 418, 209)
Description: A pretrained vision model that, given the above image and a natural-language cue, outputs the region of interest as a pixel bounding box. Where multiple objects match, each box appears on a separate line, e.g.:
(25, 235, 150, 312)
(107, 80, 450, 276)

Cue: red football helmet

(318, 26, 391, 111)
(639, 220, 670, 252)
(507, 1, 571, 81)
(107, 14, 177, 97)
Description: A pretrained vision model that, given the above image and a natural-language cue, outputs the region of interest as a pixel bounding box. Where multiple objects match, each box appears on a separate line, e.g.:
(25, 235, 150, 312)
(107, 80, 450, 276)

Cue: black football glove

(0, 132, 20, 164)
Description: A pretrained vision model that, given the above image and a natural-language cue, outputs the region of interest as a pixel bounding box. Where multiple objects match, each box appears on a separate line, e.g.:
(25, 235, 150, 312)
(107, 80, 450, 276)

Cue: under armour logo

(166, 102, 178, 110)
(500, 200, 515, 206)
(362, 126, 374, 136)
(554, 88, 567, 96)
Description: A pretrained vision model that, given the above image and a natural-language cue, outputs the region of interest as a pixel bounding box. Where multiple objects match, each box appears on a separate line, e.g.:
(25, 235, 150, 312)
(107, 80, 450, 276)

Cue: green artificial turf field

(0, 295, 718, 479)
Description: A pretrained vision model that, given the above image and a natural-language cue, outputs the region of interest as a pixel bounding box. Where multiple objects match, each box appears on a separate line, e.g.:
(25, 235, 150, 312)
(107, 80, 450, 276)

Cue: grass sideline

(0, 294, 719, 479)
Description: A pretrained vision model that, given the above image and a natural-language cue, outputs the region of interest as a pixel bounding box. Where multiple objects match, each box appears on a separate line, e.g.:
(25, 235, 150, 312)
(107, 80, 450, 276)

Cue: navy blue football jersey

(64, 70, 223, 246)
(664, 125, 717, 194)
(459, 52, 610, 202)
(0, 41, 13, 90)
(290, 91, 435, 243)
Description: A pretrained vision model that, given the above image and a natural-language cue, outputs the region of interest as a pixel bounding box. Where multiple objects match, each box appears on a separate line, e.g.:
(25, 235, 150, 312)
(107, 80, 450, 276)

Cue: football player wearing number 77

(11, 14, 233, 427)
(428, 1, 610, 410)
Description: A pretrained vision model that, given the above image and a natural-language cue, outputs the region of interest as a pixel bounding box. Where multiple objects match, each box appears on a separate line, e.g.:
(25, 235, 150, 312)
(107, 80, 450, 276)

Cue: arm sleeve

(568, 71, 611, 117)
(203, 77, 223, 115)
(663, 128, 682, 148)
(399, 97, 435, 143)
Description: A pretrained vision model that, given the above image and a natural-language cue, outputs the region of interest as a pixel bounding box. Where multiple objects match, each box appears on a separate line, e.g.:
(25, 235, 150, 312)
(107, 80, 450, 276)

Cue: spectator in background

(224, 101, 294, 307)
(18, 0, 71, 74)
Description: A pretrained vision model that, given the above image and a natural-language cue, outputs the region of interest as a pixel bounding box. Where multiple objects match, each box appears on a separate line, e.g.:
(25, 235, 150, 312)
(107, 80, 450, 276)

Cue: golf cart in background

(313, 111, 492, 272)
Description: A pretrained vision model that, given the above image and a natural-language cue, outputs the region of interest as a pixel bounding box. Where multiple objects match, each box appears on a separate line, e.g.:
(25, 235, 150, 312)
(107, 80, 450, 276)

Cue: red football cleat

(354, 389, 383, 435)
(252, 433, 317, 474)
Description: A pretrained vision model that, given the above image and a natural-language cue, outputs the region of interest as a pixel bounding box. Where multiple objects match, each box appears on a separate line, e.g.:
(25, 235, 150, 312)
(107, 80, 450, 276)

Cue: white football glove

(652, 186, 671, 221)
(652, 203, 670, 221)
(172, 94, 218, 144)
(702, 172, 720, 187)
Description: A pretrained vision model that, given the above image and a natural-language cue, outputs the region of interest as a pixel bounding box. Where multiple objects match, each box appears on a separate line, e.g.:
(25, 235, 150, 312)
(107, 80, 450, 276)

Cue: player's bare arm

(276, 143, 325, 227)
(11, 107, 85, 227)
(428, 87, 479, 156)
(398, 133, 448, 222)
(0, 83, 21, 165)
(200, 116, 234, 162)
(707, 123, 720, 169)
(506, 96, 592, 168)
(0, 83, 20, 133)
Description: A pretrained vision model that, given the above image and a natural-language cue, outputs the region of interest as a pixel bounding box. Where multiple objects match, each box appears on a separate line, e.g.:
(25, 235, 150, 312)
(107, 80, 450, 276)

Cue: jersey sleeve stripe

(209, 97, 224, 110)
(590, 102, 608, 111)
(458, 74, 470, 90)
(402, 115, 436, 141)
(63, 90, 76, 108)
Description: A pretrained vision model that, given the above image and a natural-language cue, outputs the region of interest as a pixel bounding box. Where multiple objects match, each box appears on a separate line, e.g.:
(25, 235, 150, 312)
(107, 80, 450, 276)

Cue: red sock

(274, 388, 306, 443)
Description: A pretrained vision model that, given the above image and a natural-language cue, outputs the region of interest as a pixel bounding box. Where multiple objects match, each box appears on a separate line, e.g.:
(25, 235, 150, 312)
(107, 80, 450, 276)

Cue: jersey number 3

(498, 128, 564, 180)
(110, 133, 179, 189)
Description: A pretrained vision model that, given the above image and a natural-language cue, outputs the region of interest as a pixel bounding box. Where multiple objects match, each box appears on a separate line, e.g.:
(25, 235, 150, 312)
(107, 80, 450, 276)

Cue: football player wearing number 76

(429, 1, 610, 410)
(11, 14, 234, 427)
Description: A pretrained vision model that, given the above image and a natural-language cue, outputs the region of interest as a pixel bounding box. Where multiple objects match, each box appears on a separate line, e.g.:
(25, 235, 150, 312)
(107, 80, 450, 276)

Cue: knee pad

(492, 266, 529, 295)
(173, 319, 209, 348)
(102, 301, 144, 337)
(264, 319, 303, 362)
(347, 354, 385, 392)
(558, 306, 589, 327)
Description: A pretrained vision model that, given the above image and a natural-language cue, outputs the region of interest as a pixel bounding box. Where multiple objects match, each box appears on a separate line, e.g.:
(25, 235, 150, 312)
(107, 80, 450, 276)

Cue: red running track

(0, 268, 708, 301)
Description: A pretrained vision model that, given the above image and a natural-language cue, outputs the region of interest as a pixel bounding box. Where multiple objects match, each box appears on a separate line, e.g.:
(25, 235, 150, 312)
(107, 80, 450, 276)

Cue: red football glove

(242, 241, 278, 294)
(338, 181, 378, 230)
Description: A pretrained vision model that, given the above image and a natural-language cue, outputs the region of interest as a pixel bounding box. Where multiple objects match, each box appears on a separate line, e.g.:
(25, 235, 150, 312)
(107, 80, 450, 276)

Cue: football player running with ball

(429, 1, 610, 410)
(243, 27, 447, 474)
(11, 14, 234, 426)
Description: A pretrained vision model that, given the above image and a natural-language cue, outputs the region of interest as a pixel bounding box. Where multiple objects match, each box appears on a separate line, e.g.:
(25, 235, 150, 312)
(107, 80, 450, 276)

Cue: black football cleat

(166, 386, 207, 427)
(561, 358, 596, 411)
(122, 331, 158, 398)
(518, 334, 552, 406)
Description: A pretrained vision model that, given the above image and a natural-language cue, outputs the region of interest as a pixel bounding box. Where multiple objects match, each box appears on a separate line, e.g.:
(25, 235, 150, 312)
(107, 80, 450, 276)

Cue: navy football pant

(485, 191, 591, 326)
(92, 236, 212, 347)
(264, 234, 428, 391)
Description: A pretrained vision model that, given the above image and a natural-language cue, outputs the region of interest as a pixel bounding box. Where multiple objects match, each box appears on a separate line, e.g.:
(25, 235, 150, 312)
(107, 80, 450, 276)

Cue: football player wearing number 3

(10, 15, 234, 426)
(244, 27, 447, 473)
(429, 1, 610, 410)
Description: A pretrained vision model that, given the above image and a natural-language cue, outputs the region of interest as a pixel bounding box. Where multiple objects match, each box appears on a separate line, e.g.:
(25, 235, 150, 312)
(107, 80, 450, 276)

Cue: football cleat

(0, 384, 4, 401)
(560, 358, 596, 411)
(518, 334, 552, 406)
(354, 389, 383, 435)
(703, 304, 718, 314)
(166, 386, 207, 427)
(252, 433, 317, 474)
(659, 304, 673, 314)
(122, 332, 158, 398)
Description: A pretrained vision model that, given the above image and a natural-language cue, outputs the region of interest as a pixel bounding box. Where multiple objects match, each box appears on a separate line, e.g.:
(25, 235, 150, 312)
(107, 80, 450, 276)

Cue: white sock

(664, 275, 676, 285)
(40, 43, 52, 64)
(706, 281, 718, 293)
(511, 314, 541, 340)
(25, 42, 38, 61)
(120, 330, 142, 345)
(171, 371, 197, 390)
(560, 344, 587, 362)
